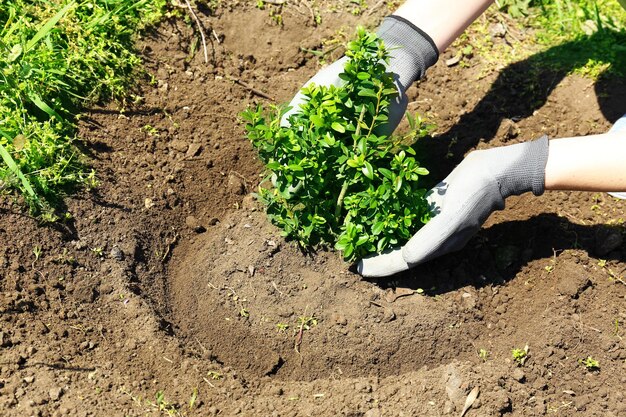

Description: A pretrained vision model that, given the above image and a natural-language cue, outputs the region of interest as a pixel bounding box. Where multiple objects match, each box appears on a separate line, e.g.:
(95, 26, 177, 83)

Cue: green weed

(207, 370, 223, 380)
(579, 356, 600, 370)
(154, 390, 180, 416)
(276, 322, 290, 332)
(512, 345, 529, 366)
(294, 312, 318, 353)
(0, 0, 166, 215)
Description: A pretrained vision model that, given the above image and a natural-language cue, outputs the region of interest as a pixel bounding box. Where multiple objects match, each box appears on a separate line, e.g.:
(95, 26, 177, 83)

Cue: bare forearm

(392, 0, 495, 51)
(545, 133, 626, 191)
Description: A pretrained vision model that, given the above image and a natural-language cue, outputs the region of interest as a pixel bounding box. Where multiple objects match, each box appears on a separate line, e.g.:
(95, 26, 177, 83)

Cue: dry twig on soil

(226, 75, 275, 101)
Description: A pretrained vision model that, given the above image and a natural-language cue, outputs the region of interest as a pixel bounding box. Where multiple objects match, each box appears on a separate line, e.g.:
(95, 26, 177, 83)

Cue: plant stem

(335, 107, 366, 219)
(365, 85, 384, 137)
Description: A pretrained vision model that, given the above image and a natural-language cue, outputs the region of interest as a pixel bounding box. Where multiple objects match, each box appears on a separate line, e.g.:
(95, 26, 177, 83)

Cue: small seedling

(154, 391, 179, 416)
(33, 246, 42, 262)
(579, 356, 600, 371)
(478, 348, 489, 362)
(188, 387, 198, 410)
(294, 313, 318, 353)
(143, 124, 160, 136)
(614, 318, 622, 340)
(207, 371, 223, 380)
(512, 345, 529, 366)
(276, 323, 289, 332)
(90, 247, 104, 257)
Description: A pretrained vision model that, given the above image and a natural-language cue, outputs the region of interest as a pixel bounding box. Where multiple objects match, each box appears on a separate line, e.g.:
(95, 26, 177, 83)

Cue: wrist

(376, 16, 439, 90)
(492, 136, 549, 197)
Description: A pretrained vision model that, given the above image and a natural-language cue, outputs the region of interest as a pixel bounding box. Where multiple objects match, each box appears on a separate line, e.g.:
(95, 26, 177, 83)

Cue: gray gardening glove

(282, 16, 439, 134)
(357, 137, 550, 277)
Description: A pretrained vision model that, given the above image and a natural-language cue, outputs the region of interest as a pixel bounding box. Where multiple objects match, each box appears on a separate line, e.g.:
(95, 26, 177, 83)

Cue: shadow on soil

(417, 29, 626, 185)
(372, 31, 626, 292)
(367, 213, 626, 294)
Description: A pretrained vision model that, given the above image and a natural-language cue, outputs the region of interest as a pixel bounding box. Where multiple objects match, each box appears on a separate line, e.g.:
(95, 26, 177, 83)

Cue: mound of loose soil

(1, 2, 625, 416)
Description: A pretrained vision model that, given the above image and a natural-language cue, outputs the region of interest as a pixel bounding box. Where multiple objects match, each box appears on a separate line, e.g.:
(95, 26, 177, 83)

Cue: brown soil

(2, 2, 626, 416)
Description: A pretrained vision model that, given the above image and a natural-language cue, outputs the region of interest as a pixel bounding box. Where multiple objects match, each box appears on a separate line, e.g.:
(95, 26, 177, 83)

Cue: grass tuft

(0, 0, 166, 216)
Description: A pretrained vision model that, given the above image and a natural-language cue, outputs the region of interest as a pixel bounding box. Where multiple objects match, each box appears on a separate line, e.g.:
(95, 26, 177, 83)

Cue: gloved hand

(282, 16, 439, 134)
(357, 137, 550, 277)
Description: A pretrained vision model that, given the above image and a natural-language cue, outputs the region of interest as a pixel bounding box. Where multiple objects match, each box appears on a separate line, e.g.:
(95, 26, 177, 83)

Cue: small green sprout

(512, 345, 529, 366)
(33, 246, 42, 262)
(579, 356, 600, 371)
(478, 348, 489, 362)
(154, 391, 179, 416)
(207, 371, 223, 380)
(90, 247, 104, 257)
(276, 323, 289, 332)
(189, 387, 198, 410)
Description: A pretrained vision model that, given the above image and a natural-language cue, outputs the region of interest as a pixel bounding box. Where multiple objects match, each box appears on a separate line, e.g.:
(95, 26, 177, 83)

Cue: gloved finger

(402, 181, 501, 266)
(356, 247, 409, 277)
(281, 57, 349, 127)
(357, 180, 449, 277)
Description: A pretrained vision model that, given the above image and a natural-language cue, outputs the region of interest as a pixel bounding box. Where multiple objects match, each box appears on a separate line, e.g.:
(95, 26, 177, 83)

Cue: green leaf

(378, 168, 393, 180)
(356, 235, 369, 246)
(346, 158, 360, 168)
(0, 139, 38, 203)
(343, 243, 354, 260)
(25, 1, 76, 53)
(377, 236, 388, 252)
(372, 221, 385, 236)
(394, 176, 403, 193)
(362, 161, 374, 180)
(8, 44, 22, 62)
(357, 88, 377, 98)
(356, 72, 370, 80)
(357, 137, 367, 155)
(309, 115, 324, 127)
(27, 93, 63, 120)
(331, 122, 346, 133)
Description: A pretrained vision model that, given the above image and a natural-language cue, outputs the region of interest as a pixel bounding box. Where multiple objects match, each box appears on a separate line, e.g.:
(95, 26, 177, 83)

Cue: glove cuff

(376, 16, 439, 90)
(499, 135, 550, 197)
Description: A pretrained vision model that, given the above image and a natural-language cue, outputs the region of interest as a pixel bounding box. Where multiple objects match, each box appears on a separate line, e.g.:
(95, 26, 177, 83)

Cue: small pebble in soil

(185, 216, 206, 233)
(49, 387, 64, 401)
(512, 368, 525, 382)
(110, 246, 124, 261)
